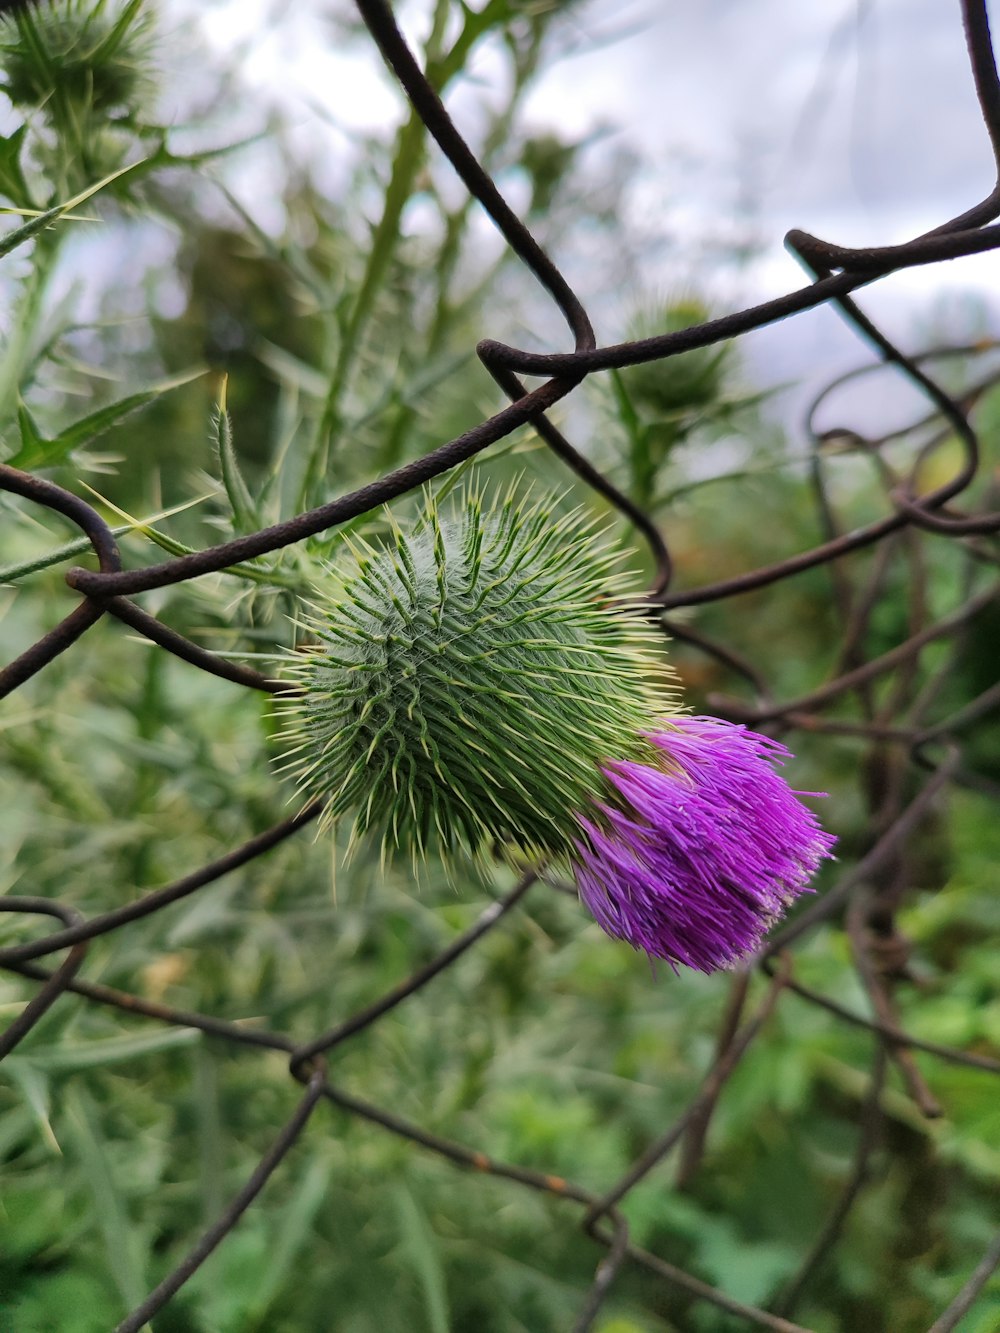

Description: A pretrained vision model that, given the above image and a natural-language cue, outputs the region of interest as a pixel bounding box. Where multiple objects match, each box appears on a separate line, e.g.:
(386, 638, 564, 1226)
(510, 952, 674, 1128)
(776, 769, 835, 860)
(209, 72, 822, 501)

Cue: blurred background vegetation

(2, 2, 1000, 1331)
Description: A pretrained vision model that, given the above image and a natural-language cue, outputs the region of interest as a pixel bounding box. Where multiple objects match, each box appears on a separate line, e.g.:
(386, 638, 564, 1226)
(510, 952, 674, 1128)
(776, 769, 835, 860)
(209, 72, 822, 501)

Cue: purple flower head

(572, 717, 836, 973)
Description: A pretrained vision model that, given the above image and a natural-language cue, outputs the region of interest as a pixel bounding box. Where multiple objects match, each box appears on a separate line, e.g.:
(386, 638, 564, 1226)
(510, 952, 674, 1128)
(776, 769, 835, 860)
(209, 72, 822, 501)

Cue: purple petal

(572, 716, 836, 973)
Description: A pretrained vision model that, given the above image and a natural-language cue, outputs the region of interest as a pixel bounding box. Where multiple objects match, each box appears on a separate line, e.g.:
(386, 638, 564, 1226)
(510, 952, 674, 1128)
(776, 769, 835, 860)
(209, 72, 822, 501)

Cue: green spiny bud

(275, 486, 676, 864)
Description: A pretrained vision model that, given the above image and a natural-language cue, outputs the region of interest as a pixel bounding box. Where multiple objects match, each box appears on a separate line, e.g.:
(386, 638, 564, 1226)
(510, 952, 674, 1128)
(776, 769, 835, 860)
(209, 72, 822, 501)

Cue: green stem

(307, 0, 454, 496)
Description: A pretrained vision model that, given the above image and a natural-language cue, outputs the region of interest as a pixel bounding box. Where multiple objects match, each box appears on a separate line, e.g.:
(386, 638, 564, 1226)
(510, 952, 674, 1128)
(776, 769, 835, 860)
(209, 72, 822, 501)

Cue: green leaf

(2, 1057, 58, 1152)
(54, 373, 204, 452)
(10, 1025, 200, 1072)
(64, 1085, 148, 1313)
(0, 157, 150, 259)
(5, 369, 205, 470)
(392, 1184, 450, 1333)
(194, 1041, 224, 1226)
(0, 494, 213, 583)
(213, 381, 257, 532)
(6, 1267, 118, 1333)
(0, 125, 34, 209)
(75, 482, 304, 591)
(14, 398, 47, 463)
(245, 1157, 335, 1325)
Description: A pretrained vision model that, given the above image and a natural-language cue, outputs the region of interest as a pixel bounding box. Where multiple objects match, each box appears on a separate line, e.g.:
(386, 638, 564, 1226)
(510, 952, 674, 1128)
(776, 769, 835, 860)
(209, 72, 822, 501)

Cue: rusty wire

(3, 0, 1000, 1328)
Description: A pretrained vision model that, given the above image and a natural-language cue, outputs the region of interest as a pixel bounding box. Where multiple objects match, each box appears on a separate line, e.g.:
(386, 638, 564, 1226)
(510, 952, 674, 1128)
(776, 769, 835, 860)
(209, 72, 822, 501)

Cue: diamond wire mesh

(3, 1, 1000, 1329)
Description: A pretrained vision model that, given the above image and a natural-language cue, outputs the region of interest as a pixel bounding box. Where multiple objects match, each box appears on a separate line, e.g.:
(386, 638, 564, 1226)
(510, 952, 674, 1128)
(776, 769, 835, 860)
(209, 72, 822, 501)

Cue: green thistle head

(0, 0, 157, 202)
(276, 486, 676, 864)
(2, 1, 155, 118)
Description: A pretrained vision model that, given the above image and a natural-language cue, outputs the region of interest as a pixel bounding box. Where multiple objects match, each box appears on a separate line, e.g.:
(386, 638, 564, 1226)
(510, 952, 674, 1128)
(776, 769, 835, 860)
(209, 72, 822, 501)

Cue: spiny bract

(276, 487, 675, 863)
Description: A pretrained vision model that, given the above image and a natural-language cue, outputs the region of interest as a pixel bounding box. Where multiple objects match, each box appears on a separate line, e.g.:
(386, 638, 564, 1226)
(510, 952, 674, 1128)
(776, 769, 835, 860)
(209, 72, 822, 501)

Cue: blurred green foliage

(2, 3, 1000, 1332)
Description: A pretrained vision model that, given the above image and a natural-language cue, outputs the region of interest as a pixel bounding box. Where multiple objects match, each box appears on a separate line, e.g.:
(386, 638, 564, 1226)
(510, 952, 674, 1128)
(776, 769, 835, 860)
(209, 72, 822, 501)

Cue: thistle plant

(277, 489, 835, 972)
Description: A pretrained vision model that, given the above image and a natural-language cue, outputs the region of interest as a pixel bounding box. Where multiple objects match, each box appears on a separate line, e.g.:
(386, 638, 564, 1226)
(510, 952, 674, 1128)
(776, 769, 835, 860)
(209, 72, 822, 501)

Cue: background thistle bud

(0, 0, 157, 203)
(277, 487, 675, 864)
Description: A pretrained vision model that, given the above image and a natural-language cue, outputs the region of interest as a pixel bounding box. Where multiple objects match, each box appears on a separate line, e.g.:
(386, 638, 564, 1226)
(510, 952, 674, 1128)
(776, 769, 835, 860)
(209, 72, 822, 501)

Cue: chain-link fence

(3, 1, 1000, 1329)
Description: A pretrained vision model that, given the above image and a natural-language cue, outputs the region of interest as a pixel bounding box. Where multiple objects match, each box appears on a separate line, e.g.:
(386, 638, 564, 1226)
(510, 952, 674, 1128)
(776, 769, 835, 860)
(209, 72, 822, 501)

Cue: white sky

(178, 0, 1000, 426)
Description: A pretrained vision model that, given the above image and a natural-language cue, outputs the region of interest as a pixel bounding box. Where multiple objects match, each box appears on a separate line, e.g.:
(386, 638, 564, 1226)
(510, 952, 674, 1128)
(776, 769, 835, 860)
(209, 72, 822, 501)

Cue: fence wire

(3, 1, 1000, 1329)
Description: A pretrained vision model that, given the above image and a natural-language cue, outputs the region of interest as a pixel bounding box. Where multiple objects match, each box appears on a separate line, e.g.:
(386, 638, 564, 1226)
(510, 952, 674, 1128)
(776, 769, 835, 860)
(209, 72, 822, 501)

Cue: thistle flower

(574, 720, 835, 972)
(277, 487, 834, 972)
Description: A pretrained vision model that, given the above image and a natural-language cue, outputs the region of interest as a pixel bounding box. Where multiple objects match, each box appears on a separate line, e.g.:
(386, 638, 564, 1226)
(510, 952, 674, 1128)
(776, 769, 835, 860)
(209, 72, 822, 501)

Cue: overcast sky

(187, 0, 1000, 429)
